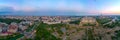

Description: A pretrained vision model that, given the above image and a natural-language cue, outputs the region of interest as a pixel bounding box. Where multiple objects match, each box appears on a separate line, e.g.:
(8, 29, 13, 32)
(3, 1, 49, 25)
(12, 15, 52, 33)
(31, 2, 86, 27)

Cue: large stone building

(80, 16, 98, 26)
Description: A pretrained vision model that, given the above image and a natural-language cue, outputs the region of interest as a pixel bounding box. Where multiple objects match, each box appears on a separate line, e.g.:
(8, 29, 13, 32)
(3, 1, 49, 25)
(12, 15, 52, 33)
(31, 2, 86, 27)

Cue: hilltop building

(80, 16, 98, 26)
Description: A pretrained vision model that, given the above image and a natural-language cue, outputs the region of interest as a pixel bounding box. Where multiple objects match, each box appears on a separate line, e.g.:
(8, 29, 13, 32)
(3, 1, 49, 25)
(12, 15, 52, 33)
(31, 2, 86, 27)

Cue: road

(18, 22, 40, 39)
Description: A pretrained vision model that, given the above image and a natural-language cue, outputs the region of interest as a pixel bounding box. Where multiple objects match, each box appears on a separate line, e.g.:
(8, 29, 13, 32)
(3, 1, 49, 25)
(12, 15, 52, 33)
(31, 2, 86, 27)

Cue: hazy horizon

(0, 0, 120, 15)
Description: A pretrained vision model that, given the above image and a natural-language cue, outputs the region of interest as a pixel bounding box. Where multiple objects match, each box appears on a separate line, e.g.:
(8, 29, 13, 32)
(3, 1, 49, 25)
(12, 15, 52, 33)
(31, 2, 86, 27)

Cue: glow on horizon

(0, 0, 120, 15)
(101, 5, 120, 15)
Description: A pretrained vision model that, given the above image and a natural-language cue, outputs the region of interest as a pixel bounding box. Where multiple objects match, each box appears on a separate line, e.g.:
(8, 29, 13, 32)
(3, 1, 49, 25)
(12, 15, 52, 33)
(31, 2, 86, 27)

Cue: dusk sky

(0, 0, 120, 15)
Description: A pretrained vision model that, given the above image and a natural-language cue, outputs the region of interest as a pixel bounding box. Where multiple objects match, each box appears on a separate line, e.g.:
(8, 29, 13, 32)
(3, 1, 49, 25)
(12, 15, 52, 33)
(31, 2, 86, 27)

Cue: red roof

(8, 25, 18, 29)
(2, 32, 12, 34)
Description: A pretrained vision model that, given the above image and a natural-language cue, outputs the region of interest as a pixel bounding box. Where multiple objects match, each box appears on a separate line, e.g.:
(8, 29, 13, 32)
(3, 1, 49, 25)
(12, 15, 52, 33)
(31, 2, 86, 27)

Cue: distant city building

(0, 23, 8, 33)
(19, 25, 28, 31)
(20, 21, 33, 26)
(0, 28, 2, 33)
(0, 32, 12, 36)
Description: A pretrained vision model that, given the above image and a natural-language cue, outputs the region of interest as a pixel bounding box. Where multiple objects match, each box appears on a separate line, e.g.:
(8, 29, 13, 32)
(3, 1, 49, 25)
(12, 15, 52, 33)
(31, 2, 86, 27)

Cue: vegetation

(96, 18, 111, 25)
(103, 20, 120, 28)
(0, 33, 24, 40)
(103, 23, 115, 28)
(85, 28, 94, 40)
(35, 22, 66, 40)
(83, 23, 96, 26)
(0, 18, 22, 24)
(112, 30, 120, 40)
(69, 20, 80, 24)
(26, 24, 34, 32)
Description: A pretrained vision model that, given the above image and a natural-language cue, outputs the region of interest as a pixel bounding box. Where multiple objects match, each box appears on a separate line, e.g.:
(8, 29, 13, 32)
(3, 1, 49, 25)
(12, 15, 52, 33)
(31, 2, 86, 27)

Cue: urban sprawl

(0, 15, 120, 40)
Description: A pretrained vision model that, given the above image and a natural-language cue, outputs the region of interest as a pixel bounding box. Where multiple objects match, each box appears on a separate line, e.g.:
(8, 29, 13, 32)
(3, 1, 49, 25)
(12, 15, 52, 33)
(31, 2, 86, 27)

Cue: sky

(0, 0, 120, 16)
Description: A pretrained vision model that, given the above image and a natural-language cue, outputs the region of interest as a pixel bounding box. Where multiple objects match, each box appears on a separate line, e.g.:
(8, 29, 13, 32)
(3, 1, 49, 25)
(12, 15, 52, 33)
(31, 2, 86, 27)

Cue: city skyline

(0, 0, 120, 15)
